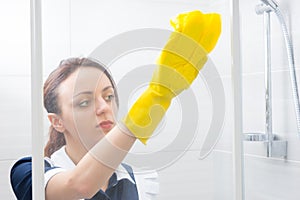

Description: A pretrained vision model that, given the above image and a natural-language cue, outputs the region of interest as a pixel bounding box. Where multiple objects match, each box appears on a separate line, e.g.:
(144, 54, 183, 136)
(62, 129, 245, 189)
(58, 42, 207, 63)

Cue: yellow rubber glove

(123, 10, 222, 144)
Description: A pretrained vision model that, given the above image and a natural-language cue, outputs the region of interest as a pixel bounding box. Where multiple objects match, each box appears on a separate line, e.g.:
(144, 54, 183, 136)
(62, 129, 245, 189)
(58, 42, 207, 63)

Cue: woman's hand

(123, 10, 222, 144)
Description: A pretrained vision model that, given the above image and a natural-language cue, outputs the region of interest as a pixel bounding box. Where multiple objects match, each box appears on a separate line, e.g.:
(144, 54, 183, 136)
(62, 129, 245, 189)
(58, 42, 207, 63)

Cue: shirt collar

(50, 146, 135, 184)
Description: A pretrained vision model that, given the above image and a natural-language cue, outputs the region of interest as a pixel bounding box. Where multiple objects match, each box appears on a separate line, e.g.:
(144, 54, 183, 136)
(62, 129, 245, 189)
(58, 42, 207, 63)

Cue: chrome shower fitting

(261, 0, 278, 10)
(258, 0, 300, 138)
(255, 0, 278, 14)
(244, 0, 291, 158)
(244, 132, 287, 158)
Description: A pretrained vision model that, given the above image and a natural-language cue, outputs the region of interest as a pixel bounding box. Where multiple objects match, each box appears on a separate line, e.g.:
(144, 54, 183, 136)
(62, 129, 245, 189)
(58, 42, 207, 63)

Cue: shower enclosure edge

(30, 0, 45, 199)
(231, 0, 245, 199)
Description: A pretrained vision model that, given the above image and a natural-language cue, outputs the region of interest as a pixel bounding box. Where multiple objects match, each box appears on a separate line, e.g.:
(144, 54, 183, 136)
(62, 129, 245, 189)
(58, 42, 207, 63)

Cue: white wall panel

(241, 0, 300, 199)
(0, 1, 30, 76)
(0, 160, 18, 200)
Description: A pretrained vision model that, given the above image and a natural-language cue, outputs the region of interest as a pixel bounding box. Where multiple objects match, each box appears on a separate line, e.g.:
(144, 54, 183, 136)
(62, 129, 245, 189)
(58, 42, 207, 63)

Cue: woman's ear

(47, 113, 65, 133)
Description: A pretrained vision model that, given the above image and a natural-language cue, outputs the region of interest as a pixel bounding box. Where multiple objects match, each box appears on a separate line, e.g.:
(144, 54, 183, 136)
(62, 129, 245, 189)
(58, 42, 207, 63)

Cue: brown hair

(43, 57, 119, 157)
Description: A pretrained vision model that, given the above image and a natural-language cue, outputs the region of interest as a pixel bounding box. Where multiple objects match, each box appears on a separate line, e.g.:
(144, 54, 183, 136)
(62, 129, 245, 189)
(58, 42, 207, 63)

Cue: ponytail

(44, 126, 66, 157)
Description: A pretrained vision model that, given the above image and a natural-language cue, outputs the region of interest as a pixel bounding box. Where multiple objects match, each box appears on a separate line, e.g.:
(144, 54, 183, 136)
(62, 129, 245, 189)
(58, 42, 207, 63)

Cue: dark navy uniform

(10, 157, 139, 200)
(10, 146, 159, 200)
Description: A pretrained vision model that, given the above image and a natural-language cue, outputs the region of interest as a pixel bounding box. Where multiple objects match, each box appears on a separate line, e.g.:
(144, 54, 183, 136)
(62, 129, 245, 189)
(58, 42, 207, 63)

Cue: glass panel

(2, 0, 233, 199)
(43, 1, 232, 199)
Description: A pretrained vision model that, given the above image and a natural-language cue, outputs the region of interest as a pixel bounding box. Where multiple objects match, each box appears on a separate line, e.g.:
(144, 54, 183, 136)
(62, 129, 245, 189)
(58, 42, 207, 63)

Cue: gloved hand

(123, 10, 221, 144)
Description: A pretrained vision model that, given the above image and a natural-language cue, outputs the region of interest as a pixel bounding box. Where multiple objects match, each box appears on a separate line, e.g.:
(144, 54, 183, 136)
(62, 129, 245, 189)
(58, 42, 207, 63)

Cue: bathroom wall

(0, 1, 31, 199)
(0, 0, 299, 199)
(240, 0, 300, 199)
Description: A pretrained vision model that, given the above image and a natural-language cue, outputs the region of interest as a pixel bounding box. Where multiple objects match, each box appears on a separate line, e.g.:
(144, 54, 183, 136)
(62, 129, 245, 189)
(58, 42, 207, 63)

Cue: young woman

(10, 10, 221, 200)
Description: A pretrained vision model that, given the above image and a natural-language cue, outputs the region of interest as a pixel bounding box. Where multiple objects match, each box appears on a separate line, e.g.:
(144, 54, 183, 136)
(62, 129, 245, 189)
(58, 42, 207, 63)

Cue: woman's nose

(95, 97, 110, 115)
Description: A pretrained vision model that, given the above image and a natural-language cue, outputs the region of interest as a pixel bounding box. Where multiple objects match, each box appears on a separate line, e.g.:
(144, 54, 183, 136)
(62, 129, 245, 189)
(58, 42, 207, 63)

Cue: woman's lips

(98, 120, 113, 130)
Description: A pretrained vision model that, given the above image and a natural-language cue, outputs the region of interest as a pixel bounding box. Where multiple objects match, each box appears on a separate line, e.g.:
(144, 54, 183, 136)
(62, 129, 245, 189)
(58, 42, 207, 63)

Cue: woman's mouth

(98, 120, 114, 131)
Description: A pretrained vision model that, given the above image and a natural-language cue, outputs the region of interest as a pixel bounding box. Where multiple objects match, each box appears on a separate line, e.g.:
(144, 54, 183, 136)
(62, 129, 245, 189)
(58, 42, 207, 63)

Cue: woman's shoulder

(11, 156, 32, 169)
(10, 156, 64, 199)
(10, 156, 56, 181)
(10, 156, 33, 184)
(10, 156, 51, 199)
(11, 156, 55, 171)
(10, 157, 33, 199)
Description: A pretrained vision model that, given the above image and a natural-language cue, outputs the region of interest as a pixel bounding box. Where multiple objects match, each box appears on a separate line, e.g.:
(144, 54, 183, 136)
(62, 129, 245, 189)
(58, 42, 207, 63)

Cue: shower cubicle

(1, 0, 300, 199)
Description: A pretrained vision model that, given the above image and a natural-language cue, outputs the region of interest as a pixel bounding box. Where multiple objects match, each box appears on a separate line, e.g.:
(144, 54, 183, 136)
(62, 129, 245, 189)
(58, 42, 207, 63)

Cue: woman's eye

(79, 100, 89, 107)
(104, 94, 115, 102)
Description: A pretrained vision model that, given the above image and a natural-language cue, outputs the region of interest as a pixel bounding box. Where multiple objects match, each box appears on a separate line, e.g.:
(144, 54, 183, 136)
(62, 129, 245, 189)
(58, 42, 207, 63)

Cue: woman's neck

(64, 142, 87, 165)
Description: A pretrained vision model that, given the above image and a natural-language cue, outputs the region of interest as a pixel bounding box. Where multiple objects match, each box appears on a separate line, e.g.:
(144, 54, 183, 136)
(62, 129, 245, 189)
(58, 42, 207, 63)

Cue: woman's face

(57, 66, 117, 149)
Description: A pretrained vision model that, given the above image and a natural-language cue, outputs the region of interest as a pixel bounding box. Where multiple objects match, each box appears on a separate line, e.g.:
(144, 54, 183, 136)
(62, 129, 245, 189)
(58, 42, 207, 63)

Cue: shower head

(261, 0, 278, 10)
(255, 0, 278, 15)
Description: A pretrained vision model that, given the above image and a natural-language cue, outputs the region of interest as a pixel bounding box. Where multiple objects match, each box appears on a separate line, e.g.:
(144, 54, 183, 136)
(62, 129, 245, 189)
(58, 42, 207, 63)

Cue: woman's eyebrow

(73, 86, 113, 98)
(73, 91, 93, 98)
(102, 86, 113, 92)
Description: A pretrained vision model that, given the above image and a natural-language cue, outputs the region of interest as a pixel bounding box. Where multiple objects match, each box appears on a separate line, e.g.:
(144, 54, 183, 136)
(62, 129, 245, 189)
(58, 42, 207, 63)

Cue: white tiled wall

(240, 0, 300, 200)
(1, 0, 300, 199)
(0, 1, 31, 199)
